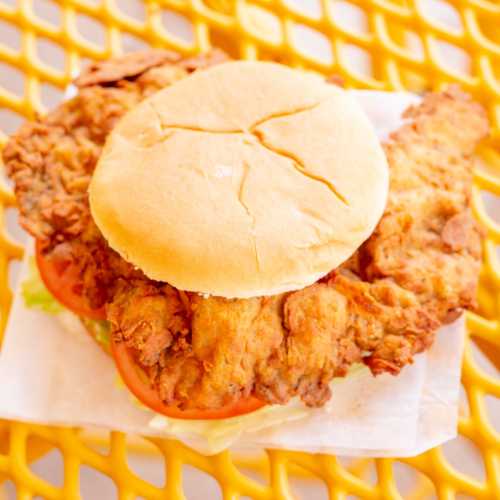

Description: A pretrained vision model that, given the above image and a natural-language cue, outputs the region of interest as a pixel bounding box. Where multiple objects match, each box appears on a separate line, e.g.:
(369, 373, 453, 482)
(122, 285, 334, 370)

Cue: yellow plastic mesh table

(1, 0, 500, 498)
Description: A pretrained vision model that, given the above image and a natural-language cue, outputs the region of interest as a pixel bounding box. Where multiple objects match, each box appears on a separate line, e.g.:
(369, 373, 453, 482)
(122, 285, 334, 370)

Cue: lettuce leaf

(147, 363, 367, 454)
(81, 318, 110, 348)
(21, 258, 110, 348)
(21, 259, 64, 314)
(147, 400, 309, 454)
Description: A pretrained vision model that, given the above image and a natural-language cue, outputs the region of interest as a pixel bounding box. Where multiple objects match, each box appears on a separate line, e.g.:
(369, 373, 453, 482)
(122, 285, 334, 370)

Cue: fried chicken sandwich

(3, 50, 488, 424)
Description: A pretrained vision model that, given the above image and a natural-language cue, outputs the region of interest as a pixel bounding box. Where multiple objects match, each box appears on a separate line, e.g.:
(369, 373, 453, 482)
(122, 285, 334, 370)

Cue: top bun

(89, 61, 388, 298)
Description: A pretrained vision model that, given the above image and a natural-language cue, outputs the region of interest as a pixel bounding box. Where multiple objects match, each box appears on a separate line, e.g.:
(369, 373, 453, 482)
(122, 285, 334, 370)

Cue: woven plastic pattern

(0, 0, 500, 498)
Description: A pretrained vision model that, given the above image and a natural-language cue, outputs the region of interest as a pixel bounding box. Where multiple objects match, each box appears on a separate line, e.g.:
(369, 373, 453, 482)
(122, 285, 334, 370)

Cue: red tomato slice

(111, 338, 266, 420)
(35, 240, 106, 320)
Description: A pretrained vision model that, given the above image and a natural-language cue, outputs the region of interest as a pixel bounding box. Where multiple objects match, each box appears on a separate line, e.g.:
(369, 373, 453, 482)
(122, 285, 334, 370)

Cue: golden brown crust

(3, 85, 141, 243)
(2, 50, 488, 411)
(3, 52, 230, 247)
(178, 48, 230, 72)
(74, 49, 181, 87)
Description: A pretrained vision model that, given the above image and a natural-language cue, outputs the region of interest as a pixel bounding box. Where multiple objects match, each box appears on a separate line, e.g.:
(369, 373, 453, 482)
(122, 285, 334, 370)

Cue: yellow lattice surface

(0, 0, 500, 498)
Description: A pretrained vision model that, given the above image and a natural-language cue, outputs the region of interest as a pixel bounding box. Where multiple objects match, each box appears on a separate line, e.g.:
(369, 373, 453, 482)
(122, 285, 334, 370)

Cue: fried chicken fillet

(3, 50, 488, 411)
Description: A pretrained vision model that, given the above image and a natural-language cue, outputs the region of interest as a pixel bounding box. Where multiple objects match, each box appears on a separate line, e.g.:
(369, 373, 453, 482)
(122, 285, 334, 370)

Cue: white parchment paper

(0, 91, 465, 456)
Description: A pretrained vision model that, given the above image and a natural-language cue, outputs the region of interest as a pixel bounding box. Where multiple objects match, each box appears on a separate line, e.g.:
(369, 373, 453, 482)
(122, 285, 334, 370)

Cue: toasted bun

(89, 61, 388, 298)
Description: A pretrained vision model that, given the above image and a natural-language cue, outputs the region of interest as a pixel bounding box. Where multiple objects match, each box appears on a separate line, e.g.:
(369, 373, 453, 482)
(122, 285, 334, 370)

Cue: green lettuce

(146, 363, 367, 454)
(21, 259, 64, 314)
(81, 318, 110, 348)
(147, 398, 310, 454)
(21, 258, 110, 348)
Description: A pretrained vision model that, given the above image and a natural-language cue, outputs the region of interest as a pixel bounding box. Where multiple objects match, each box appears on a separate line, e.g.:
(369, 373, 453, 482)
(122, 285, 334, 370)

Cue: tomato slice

(35, 240, 106, 320)
(111, 338, 266, 420)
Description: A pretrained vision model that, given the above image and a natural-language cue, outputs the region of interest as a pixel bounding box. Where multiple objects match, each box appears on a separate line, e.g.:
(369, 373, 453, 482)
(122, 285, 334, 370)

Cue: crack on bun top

(89, 61, 389, 298)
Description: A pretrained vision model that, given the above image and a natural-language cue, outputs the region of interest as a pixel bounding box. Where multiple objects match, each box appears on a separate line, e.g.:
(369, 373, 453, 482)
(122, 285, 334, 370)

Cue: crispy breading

(3, 50, 229, 246)
(74, 49, 181, 87)
(2, 51, 488, 411)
